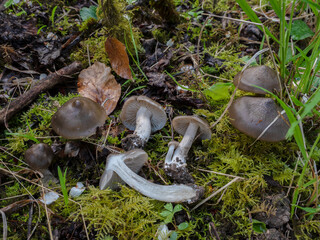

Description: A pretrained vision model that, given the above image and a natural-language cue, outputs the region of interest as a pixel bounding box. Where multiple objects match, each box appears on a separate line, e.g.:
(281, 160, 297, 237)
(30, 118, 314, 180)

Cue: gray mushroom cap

(229, 96, 290, 142)
(172, 116, 211, 140)
(25, 143, 54, 170)
(99, 149, 147, 190)
(120, 96, 167, 132)
(51, 97, 107, 139)
(233, 66, 281, 94)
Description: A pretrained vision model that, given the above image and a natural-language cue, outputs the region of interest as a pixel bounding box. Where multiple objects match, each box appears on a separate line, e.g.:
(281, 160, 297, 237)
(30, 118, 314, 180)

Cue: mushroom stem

(164, 142, 178, 164)
(39, 169, 58, 184)
(134, 106, 152, 143)
(108, 155, 202, 203)
(171, 122, 198, 164)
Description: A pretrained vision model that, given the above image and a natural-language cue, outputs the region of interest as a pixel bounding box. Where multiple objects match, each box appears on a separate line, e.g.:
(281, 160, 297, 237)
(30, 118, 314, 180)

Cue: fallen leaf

(78, 62, 121, 115)
(105, 37, 133, 80)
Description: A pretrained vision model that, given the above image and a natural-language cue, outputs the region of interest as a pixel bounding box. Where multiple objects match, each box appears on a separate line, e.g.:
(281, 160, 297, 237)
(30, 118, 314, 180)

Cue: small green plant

(160, 203, 183, 224)
(252, 219, 267, 234)
(159, 203, 190, 239)
(58, 166, 69, 208)
(51, 6, 58, 27)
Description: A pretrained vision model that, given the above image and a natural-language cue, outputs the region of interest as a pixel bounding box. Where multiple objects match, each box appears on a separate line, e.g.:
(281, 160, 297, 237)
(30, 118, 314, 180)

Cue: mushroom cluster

(35, 94, 209, 204)
(229, 66, 289, 142)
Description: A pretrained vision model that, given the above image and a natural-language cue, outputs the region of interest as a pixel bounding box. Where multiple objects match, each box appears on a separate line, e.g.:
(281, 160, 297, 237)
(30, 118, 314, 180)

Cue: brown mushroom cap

(120, 95, 167, 132)
(228, 96, 290, 142)
(234, 66, 281, 94)
(51, 97, 107, 139)
(25, 143, 54, 170)
(172, 116, 211, 140)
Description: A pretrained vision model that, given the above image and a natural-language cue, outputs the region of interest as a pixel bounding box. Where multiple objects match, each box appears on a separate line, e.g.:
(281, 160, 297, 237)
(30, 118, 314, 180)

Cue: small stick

(191, 177, 242, 211)
(0, 61, 82, 125)
(27, 196, 34, 239)
(209, 222, 221, 240)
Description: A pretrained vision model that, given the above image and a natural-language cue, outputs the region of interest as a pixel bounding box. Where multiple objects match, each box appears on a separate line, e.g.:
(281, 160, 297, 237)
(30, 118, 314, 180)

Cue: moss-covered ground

(1, 0, 320, 239)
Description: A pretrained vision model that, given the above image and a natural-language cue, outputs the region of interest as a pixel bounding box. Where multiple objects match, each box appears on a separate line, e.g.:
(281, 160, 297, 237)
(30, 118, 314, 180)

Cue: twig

(191, 177, 242, 211)
(27, 196, 34, 239)
(196, 168, 246, 180)
(209, 222, 221, 240)
(0, 61, 82, 125)
(41, 181, 54, 240)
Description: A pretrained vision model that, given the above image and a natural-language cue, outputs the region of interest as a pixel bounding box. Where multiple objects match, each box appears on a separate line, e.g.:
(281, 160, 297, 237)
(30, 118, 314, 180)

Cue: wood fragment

(0, 61, 82, 125)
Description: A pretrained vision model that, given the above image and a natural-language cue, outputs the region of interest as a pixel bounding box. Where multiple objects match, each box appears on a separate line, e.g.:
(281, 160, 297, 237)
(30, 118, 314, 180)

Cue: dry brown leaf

(78, 62, 121, 115)
(105, 37, 133, 80)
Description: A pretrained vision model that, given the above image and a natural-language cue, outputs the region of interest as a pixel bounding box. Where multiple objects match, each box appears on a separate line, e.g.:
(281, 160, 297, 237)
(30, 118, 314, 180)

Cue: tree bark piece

(0, 61, 82, 125)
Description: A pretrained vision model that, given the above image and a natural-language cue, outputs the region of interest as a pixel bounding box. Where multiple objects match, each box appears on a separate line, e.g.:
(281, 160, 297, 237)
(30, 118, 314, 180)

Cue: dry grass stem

(191, 177, 242, 211)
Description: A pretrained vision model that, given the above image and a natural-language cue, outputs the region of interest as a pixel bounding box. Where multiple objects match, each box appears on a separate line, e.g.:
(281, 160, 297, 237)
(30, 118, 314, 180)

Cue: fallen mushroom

(120, 96, 167, 150)
(99, 149, 203, 203)
(228, 96, 290, 142)
(25, 143, 57, 183)
(164, 116, 211, 184)
(233, 65, 282, 94)
(51, 97, 107, 139)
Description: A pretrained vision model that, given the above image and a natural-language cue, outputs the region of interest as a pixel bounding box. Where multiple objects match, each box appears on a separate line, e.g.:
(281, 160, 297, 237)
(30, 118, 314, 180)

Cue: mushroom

(120, 96, 167, 150)
(99, 149, 204, 203)
(51, 97, 107, 139)
(234, 66, 282, 94)
(25, 143, 57, 183)
(228, 96, 290, 142)
(164, 116, 211, 184)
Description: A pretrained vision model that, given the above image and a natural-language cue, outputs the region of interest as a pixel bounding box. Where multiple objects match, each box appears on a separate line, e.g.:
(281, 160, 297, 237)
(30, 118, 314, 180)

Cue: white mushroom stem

(134, 106, 152, 143)
(108, 156, 200, 203)
(164, 143, 178, 165)
(171, 122, 198, 164)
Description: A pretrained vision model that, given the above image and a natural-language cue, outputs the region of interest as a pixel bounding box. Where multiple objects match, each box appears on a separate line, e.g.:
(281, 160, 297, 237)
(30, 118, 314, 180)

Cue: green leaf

(294, 205, 320, 214)
(170, 231, 178, 240)
(80, 6, 98, 21)
(252, 219, 267, 233)
(291, 20, 314, 40)
(164, 215, 174, 224)
(6, 132, 40, 144)
(173, 204, 182, 213)
(178, 222, 189, 230)
(160, 210, 172, 217)
(203, 82, 232, 101)
(4, 0, 14, 8)
(164, 203, 173, 212)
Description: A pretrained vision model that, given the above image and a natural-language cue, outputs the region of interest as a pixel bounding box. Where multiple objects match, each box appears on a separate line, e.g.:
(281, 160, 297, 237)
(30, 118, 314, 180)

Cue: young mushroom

(51, 97, 107, 139)
(164, 116, 211, 184)
(25, 143, 57, 183)
(233, 65, 282, 94)
(228, 96, 290, 142)
(99, 149, 204, 203)
(120, 96, 167, 150)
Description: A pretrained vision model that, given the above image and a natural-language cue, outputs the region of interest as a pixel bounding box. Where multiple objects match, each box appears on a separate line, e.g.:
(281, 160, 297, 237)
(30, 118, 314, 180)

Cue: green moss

(71, 186, 164, 239)
(70, 29, 110, 67)
(152, 28, 171, 43)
